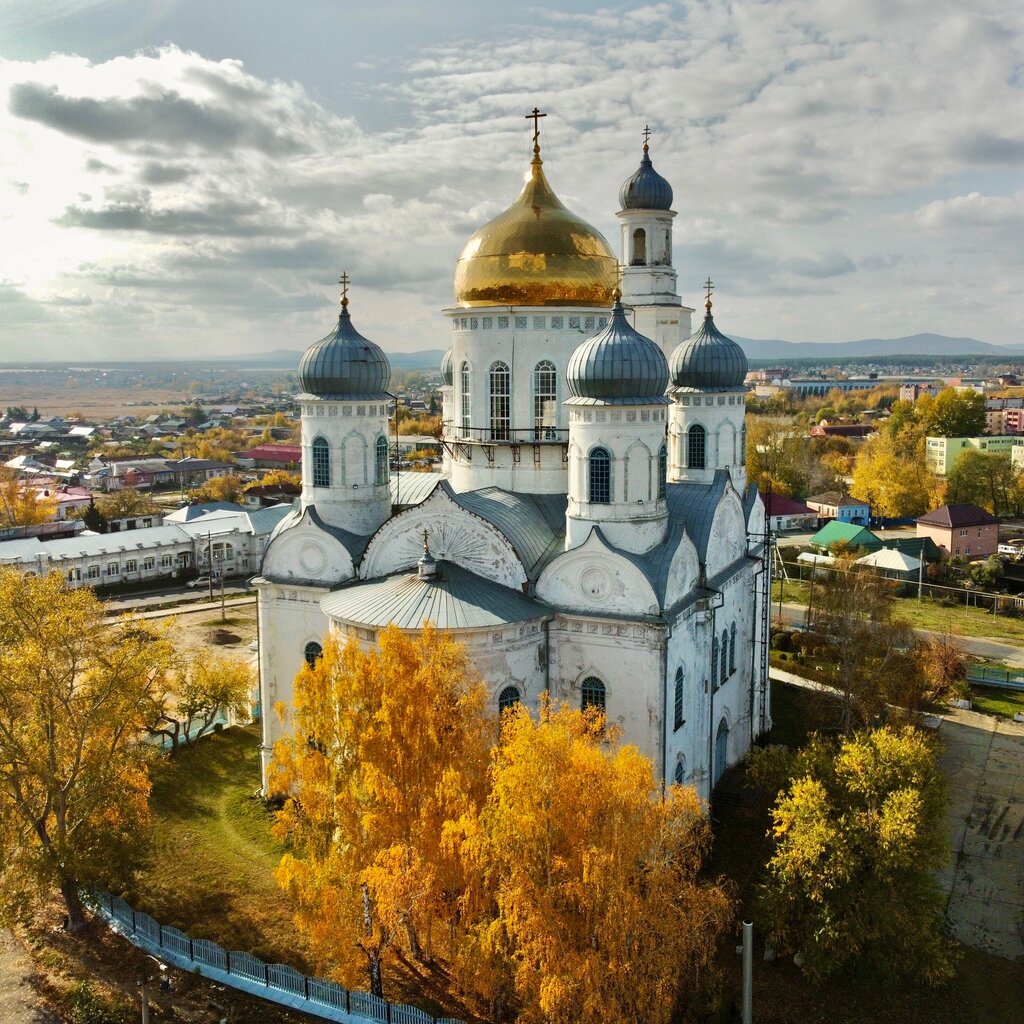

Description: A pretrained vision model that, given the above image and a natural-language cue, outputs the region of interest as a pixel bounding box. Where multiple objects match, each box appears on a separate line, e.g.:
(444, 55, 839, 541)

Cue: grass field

(772, 578, 1024, 643)
(970, 684, 1024, 719)
(127, 725, 307, 968)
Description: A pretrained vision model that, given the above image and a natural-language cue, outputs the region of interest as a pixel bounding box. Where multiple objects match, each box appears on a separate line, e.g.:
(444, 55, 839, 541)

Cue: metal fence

(85, 890, 461, 1024)
(967, 664, 1024, 692)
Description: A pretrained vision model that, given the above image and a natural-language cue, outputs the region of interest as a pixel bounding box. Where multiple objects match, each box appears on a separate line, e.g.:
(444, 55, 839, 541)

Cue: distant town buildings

(924, 436, 1018, 476)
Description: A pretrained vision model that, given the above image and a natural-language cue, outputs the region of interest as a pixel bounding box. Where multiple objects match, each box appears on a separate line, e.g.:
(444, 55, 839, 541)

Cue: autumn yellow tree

(246, 469, 300, 490)
(0, 468, 57, 526)
(270, 626, 492, 997)
(0, 571, 174, 929)
(462, 702, 732, 1024)
(192, 473, 246, 503)
(95, 487, 161, 521)
(850, 430, 940, 518)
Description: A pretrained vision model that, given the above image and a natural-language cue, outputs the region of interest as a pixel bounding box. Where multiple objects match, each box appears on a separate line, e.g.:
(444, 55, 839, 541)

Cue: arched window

(489, 361, 510, 440)
(588, 447, 611, 504)
(714, 718, 730, 786)
(729, 622, 737, 675)
(375, 436, 389, 486)
(311, 437, 330, 487)
(687, 425, 706, 470)
(658, 443, 667, 499)
(673, 666, 684, 731)
(631, 227, 646, 266)
(460, 361, 471, 437)
(581, 676, 606, 713)
(498, 685, 521, 714)
(720, 629, 729, 684)
(533, 360, 557, 439)
(304, 641, 323, 667)
(711, 635, 719, 690)
(674, 755, 686, 785)
(740, 422, 746, 463)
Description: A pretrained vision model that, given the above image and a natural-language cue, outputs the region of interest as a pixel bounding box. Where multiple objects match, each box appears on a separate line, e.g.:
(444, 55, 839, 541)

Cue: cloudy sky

(2, 0, 1023, 361)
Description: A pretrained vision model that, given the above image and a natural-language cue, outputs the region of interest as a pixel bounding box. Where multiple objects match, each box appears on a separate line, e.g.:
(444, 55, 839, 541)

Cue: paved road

(774, 601, 1024, 667)
(101, 581, 253, 613)
(0, 930, 56, 1024)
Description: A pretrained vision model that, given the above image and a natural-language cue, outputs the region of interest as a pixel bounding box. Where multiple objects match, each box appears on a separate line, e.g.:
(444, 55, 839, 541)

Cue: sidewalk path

(0, 930, 56, 1024)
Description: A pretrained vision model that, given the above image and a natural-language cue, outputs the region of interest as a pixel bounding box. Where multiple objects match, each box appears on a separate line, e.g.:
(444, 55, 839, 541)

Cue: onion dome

(441, 347, 454, 386)
(566, 296, 670, 404)
(454, 144, 618, 308)
(298, 287, 391, 400)
(669, 289, 747, 390)
(619, 141, 673, 211)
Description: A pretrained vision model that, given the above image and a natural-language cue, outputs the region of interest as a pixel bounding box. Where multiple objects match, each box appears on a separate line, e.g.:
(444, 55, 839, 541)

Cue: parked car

(187, 574, 219, 589)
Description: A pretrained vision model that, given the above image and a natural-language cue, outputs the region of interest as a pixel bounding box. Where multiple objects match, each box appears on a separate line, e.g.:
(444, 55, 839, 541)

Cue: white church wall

(260, 512, 357, 587)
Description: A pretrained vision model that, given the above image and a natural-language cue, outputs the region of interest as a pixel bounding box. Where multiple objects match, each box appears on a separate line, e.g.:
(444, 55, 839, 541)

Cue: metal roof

(618, 146, 673, 211)
(390, 472, 445, 508)
(441, 347, 454, 386)
(855, 548, 922, 572)
(321, 560, 548, 631)
(566, 299, 670, 404)
(297, 303, 391, 400)
(669, 309, 748, 390)
(916, 503, 999, 528)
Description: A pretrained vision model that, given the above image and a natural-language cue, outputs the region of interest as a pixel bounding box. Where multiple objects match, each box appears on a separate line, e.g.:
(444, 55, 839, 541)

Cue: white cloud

(1, 0, 1023, 360)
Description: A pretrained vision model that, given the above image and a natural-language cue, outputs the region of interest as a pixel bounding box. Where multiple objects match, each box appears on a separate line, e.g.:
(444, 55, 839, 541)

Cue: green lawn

(772, 579, 1024, 643)
(127, 725, 309, 969)
(970, 684, 1024, 719)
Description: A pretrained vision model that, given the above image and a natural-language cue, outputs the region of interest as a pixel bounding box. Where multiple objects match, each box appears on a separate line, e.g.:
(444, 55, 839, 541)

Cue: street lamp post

(137, 954, 168, 1024)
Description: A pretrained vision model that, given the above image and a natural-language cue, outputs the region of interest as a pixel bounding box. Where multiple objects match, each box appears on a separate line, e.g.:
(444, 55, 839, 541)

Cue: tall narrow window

(673, 667, 684, 731)
(739, 422, 746, 463)
(312, 436, 330, 487)
(460, 361, 471, 437)
(631, 227, 646, 265)
(581, 676, 606, 713)
(588, 447, 611, 504)
(729, 622, 737, 675)
(498, 685, 521, 714)
(720, 629, 729, 684)
(304, 641, 323, 667)
(533, 360, 557, 439)
(489, 361, 510, 440)
(687, 425, 706, 469)
(658, 443, 667, 499)
(375, 436, 389, 486)
(711, 636, 719, 690)
(674, 755, 686, 785)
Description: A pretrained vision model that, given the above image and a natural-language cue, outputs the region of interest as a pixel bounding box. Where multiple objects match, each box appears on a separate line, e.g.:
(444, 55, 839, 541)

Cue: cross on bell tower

(339, 271, 350, 308)
(526, 106, 547, 157)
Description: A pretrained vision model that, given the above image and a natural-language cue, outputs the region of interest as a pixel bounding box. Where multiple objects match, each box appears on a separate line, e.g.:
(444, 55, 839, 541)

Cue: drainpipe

(705, 583, 725, 816)
(660, 623, 670, 797)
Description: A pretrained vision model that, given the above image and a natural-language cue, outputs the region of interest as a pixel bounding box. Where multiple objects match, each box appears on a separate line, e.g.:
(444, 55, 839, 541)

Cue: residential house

(805, 490, 871, 524)
(915, 503, 1000, 559)
(809, 521, 881, 553)
(763, 494, 817, 532)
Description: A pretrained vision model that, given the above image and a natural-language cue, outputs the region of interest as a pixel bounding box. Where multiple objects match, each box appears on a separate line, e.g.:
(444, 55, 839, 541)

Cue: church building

(255, 120, 770, 800)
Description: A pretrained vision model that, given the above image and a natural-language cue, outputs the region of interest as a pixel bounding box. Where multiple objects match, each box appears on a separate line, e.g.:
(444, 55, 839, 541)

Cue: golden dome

(454, 155, 618, 308)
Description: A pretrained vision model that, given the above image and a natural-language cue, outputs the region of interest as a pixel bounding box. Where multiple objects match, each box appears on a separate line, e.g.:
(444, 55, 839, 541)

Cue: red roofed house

(235, 444, 302, 471)
(764, 493, 817, 532)
(915, 503, 999, 559)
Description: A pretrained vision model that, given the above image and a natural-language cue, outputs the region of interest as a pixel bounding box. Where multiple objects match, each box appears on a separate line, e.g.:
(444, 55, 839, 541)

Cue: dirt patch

(210, 628, 242, 646)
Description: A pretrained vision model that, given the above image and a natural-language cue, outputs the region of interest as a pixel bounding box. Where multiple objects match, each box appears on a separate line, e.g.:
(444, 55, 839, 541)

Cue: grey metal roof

(618, 146, 673, 211)
(441, 347, 454, 386)
(297, 303, 391, 400)
(390, 472, 445, 509)
(321, 560, 548, 630)
(566, 299, 670, 405)
(669, 309, 748, 390)
(451, 485, 567, 579)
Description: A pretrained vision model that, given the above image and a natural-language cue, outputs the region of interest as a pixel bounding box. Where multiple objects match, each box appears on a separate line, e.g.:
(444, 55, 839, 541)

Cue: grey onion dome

(441, 347, 454, 386)
(566, 298, 670, 404)
(618, 145, 673, 211)
(669, 306, 748, 389)
(298, 301, 391, 399)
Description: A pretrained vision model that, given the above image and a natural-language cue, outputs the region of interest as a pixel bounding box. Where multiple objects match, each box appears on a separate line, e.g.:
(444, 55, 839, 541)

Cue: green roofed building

(809, 521, 881, 552)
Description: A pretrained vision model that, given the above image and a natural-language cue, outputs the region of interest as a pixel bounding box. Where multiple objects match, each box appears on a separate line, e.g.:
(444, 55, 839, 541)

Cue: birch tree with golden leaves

(0, 570, 174, 930)
(466, 703, 731, 1024)
(270, 625, 492, 998)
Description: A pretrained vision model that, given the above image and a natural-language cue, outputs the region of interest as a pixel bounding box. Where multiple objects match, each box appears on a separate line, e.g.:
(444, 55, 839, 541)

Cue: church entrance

(714, 717, 729, 787)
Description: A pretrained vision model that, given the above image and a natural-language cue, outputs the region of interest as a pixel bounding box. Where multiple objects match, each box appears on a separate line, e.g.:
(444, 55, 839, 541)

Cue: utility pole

(219, 556, 226, 622)
(206, 533, 214, 603)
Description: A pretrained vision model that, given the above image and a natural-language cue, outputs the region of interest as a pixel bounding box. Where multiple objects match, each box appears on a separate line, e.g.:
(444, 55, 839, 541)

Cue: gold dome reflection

(454, 157, 618, 308)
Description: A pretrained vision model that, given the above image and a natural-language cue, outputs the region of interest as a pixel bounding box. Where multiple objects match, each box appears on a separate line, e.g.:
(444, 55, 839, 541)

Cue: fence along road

(87, 890, 461, 1024)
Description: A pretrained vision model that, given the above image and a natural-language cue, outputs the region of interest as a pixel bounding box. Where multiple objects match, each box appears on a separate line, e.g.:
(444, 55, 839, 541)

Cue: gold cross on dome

(526, 106, 547, 153)
(339, 271, 350, 307)
(422, 528, 430, 554)
(642, 124, 652, 150)
(704, 277, 714, 312)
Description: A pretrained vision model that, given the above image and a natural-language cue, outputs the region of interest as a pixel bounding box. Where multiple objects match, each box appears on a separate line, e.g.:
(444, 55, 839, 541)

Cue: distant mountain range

(732, 333, 1024, 361)
(230, 334, 1023, 371)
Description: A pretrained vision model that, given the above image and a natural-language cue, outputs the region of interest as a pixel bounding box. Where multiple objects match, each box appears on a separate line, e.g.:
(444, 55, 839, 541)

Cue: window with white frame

(489, 361, 510, 440)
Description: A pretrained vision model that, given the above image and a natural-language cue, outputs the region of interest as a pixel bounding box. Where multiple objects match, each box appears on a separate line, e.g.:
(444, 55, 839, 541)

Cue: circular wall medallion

(579, 565, 612, 603)
(299, 542, 326, 576)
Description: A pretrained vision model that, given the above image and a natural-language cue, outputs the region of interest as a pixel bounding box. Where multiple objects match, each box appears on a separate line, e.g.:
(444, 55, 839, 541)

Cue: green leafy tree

(920, 387, 986, 438)
(947, 449, 1022, 516)
(96, 488, 161, 521)
(750, 727, 953, 984)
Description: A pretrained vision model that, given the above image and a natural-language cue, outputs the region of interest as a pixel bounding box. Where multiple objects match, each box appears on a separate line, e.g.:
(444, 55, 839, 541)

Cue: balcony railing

(442, 425, 568, 445)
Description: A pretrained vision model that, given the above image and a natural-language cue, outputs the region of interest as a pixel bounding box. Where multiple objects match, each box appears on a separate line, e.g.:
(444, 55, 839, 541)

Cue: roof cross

(642, 124, 652, 151)
(704, 276, 714, 312)
(526, 106, 547, 155)
(339, 271, 350, 308)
